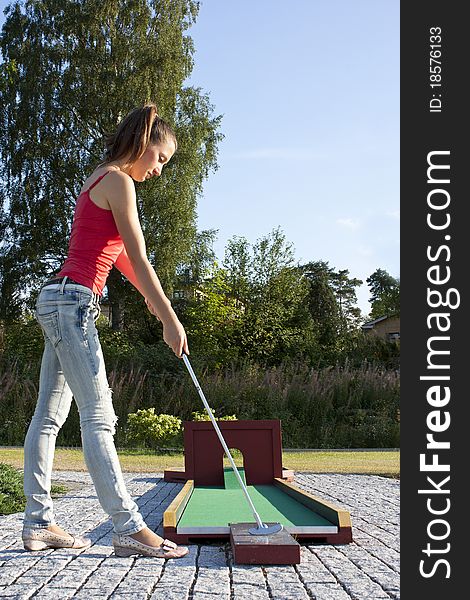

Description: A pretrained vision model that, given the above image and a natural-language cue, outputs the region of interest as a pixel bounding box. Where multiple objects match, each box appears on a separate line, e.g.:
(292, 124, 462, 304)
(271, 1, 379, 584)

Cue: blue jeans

(23, 278, 146, 535)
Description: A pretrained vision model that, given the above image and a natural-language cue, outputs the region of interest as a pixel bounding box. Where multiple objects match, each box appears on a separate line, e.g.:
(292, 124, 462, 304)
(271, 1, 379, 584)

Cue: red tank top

(57, 171, 124, 295)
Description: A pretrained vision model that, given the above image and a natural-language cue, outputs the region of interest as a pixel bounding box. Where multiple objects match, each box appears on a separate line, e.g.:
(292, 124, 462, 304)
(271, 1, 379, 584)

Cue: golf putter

(182, 352, 282, 536)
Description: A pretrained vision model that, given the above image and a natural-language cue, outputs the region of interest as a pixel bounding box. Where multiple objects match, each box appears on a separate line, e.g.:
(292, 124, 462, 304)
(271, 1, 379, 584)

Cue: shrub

(191, 408, 237, 421)
(125, 409, 182, 449)
(2, 317, 44, 364)
(0, 326, 399, 449)
(0, 463, 26, 515)
(0, 463, 67, 515)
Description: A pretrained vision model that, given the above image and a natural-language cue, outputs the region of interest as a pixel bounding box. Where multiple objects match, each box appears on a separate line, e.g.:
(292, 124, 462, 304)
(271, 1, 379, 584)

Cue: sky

(0, 0, 400, 316)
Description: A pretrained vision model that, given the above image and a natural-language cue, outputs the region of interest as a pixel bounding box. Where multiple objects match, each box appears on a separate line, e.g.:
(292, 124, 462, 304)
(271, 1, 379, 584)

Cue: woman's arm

(114, 246, 143, 293)
(114, 247, 160, 319)
(105, 170, 188, 356)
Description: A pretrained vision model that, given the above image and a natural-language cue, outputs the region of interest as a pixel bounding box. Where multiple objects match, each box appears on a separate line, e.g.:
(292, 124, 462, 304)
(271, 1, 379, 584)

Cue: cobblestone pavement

(0, 472, 400, 599)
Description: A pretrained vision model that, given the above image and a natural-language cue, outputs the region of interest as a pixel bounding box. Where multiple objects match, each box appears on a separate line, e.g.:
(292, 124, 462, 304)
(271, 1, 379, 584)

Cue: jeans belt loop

(59, 276, 68, 295)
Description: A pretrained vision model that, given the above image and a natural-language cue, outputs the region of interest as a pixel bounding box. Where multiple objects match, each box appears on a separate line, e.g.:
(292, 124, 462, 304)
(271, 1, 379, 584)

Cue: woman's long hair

(103, 103, 177, 166)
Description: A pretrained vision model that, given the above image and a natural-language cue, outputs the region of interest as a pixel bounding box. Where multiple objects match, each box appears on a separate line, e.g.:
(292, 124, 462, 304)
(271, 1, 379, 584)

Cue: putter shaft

(182, 353, 267, 531)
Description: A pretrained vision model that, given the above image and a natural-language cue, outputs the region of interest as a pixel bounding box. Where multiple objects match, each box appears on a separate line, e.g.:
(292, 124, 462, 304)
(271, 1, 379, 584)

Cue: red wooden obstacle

(164, 419, 284, 485)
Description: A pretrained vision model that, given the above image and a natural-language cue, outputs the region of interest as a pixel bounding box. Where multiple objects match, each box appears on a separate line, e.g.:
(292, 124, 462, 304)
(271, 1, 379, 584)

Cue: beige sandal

(22, 527, 92, 551)
(113, 533, 189, 558)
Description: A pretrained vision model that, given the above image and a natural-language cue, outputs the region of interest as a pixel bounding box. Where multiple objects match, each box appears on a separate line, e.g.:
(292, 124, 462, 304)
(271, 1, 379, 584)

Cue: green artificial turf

(178, 484, 333, 528)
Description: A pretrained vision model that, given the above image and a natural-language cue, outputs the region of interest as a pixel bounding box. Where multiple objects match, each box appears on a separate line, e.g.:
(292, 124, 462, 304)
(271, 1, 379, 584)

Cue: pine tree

(366, 268, 400, 319)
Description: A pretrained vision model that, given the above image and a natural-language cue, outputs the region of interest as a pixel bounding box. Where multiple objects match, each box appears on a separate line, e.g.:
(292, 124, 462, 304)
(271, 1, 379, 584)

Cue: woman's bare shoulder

(102, 169, 135, 197)
(81, 166, 134, 209)
(97, 169, 136, 214)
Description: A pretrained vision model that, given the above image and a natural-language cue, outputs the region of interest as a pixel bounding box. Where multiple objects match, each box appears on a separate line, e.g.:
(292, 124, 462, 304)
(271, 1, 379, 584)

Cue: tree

(329, 268, 363, 332)
(0, 0, 223, 326)
(183, 264, 243, 367)
(301, 261, 341, 351)
(299, 261, 363, 363)
(175, 228, 218, 288)
(366, 268, 400, 319)
(223, 235, 251, 304)
(226, 228, 315, 365)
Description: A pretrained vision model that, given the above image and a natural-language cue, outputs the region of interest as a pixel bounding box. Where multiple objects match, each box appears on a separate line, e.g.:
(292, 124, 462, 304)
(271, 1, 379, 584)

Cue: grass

(0, 447, 400, 478)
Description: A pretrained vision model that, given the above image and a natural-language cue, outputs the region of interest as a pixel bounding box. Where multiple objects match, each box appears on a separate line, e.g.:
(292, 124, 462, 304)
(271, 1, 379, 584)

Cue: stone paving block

(0, 567, 23, 587)
(78, 567, 129, 591)
(231, 564, 266, 585)
(198, 545, 228, 568)
(192, 593, 230, 599)
(149, 584, 192, 600)
(82, 543, 114, 555)
(99, 556, 135, 568)
(303, 583, 353, 600)
(0, 548, 30, 562)
(109, 594, 152, 600)
(264, 565, 310, 600)
(231, 583, 271, 599)
(6, 575, 52, 590)
(60, 556, 104, 569)
(296, 548, 337, 583)
(155, 567, 196, 590)
(269, 589, 310, 600)
(117, 556, 163, 572)
(113, 575, 160, 595)
(265, 564, 304, 582)
(127, 556, 165, 571)
(45, 568, 91, 588)
(0, 584, 36, 598)
(0, 555, 41, 570)
(341, 581, 391, 600)
(72, 592, 111, 600)
(192, 568, 231, 597)
(33, 587, 79, 599)
(32, 556, 74, 569)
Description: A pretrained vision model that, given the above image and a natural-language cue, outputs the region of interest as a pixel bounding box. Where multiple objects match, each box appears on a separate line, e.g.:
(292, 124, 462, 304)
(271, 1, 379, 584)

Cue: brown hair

(103, 103, 177, 166)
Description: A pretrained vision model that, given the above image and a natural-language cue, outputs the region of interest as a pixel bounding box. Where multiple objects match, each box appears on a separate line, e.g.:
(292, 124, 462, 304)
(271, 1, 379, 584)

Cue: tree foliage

(179, 228, 369, 368)
(0, 0, 223, 322)
(366, 268, 400, 319)
(184, 265, 243, 366)
(300, 260, 363, 360)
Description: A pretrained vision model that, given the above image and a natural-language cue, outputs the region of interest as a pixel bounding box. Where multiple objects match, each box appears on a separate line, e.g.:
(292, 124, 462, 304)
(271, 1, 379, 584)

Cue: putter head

(248, 523, 283, 536)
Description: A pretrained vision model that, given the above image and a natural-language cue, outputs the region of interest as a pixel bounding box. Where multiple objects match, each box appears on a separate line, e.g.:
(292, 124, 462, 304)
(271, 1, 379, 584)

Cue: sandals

(112, 533, 189, 558)
(22, 527, 92, 551)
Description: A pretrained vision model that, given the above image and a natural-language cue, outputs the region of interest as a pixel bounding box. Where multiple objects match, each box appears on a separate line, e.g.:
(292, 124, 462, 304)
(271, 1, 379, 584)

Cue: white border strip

(177, 525, 338, 535)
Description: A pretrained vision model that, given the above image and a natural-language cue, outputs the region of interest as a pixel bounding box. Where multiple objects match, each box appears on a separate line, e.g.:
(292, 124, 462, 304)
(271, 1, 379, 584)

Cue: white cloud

(336, 217, 361, 230)
(386, 209, 400, 219)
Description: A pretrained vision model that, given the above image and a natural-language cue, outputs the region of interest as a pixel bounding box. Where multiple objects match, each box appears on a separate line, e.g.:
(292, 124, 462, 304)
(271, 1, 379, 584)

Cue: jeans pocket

(37, 303, 60, 317)
(37, 311, 61, 347)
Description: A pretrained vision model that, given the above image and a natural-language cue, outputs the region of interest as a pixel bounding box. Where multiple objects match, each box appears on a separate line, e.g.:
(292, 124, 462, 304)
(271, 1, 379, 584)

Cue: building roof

(361, 314, 399, 329)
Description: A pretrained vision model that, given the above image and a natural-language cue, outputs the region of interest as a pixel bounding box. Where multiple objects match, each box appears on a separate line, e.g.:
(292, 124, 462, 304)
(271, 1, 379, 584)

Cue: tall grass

(0, 356, 399, 448)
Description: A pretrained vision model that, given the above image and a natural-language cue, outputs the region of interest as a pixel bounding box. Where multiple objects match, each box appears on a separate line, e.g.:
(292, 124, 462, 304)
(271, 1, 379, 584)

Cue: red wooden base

(230, 523, 300, 565)
(163, 528, 352, 546)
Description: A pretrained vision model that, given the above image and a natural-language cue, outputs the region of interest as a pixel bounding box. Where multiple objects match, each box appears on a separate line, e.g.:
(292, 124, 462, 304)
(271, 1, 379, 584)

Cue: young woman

(22, 104, 189, 559)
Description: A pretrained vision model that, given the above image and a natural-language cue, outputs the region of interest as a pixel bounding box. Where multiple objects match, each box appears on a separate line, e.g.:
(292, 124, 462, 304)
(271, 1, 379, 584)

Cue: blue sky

(0, 0, 399, 315)
(188, 1, 399, 316)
